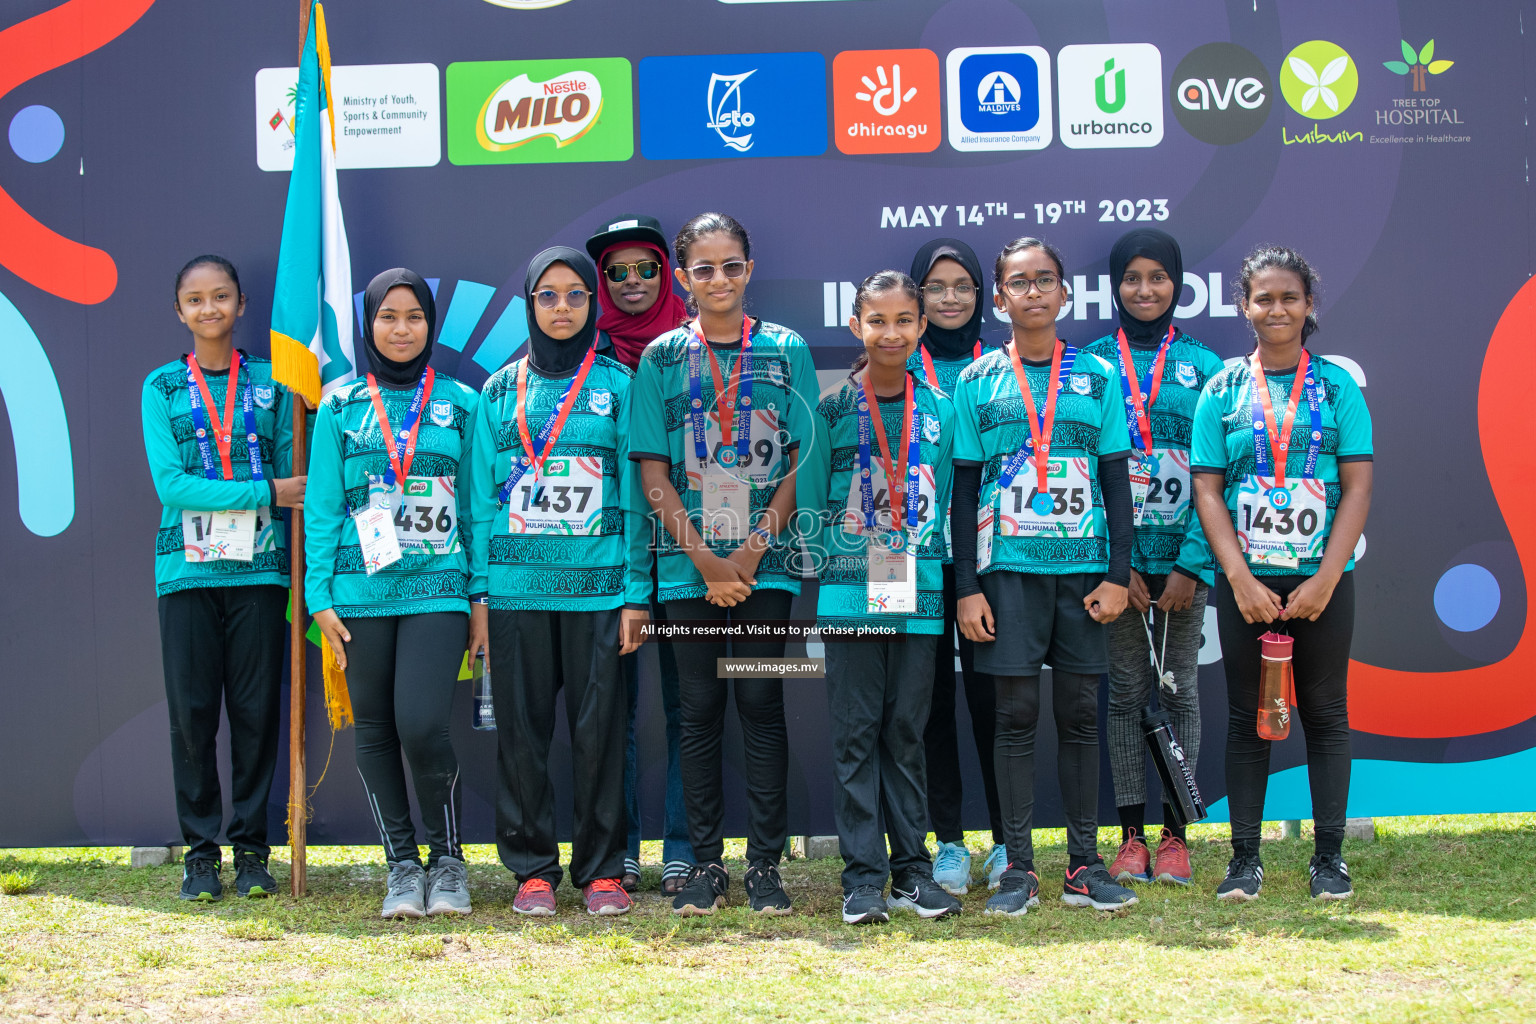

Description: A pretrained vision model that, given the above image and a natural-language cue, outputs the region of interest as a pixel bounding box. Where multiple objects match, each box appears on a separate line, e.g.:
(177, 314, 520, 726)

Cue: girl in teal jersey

(141, 256, 305, 902)
(631, 213, 820, 916)
(799, 270, 961, 924)
(1192, 247, 1372, 903)
(307, 268, 479, 919)
(465, 246, 650, 918)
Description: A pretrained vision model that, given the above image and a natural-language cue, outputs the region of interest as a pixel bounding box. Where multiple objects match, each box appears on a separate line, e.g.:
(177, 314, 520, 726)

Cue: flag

(269, 1, 354, 407)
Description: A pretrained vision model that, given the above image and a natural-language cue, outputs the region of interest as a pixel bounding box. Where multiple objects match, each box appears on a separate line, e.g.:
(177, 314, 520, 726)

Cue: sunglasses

(604, 260, 662, 283)
(533, 288, 591, 309)
(685, 260, 748, 282)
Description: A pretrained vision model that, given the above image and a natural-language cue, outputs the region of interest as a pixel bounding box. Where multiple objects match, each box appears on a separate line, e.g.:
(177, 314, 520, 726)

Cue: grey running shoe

(1062, 862, 1139, 910)
(381, 860, 427, 919)
(425, 855, 472, 916)
(1309, 853, 1353, 901)
(984, 867, 1040, 916)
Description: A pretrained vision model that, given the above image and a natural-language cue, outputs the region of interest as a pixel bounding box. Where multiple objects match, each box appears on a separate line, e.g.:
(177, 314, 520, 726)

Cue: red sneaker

(583, 878, 634, 916)
(513, 877, 557, 917)
(1108, 830, 1152, 883)
(1153, 829, 1192, 885)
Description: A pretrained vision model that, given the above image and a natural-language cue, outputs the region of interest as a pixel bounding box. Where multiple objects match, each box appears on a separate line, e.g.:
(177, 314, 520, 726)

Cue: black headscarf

(361, 268, 436, 387)
(1109, 228, 1183, 345)
(524, 246, 599, 376)
(910, 238, 985, 360)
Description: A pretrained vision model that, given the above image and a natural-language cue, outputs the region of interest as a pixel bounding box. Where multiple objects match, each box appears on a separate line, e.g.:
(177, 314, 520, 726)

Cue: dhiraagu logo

(1280, 41, 1358, 119)
(446, 58, 633, 164)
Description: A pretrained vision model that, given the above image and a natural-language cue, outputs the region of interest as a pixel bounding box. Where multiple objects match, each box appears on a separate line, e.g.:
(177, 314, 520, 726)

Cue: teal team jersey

(464, 355, 652, 611)
(906, 342, 984, 565)
(952, 345, 1133, 576)
(1081, 330, 1225, 584)
(140, 353, 293, 597)
(630, 320, 820, 603)
(305, 372, 479, 617)
(799, 372, 955, 634)
(1191, 353, 1373, 578)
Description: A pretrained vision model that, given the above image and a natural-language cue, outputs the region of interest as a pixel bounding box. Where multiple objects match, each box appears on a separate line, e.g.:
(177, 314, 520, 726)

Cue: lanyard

(186, 353, 262, 482)
(1114, 326, 1174, 455)
(366, 367, 435, 488)
(918, 341, 983, 389)
(998, 340, 1076, 498)
(686, 318, 753, 467)
(498, 348, 598, 505)
(857, 371, 922, 535)
(1249, 350, 1321, 486)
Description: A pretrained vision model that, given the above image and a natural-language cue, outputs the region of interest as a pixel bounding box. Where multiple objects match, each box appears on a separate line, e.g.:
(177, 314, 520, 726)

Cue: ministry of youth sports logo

(707, 70, 756, 151)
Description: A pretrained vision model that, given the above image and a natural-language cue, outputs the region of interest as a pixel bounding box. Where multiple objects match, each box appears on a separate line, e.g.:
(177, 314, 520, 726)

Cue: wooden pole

(288, 0, 312, 899)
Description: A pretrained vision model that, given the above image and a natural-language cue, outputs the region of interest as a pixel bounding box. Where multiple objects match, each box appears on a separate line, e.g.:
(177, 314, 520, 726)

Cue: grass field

(1, 815, 1532, 1022)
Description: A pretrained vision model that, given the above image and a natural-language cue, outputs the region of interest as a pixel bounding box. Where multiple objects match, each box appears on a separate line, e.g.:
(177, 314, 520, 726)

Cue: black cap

(585, 214, 669, 263)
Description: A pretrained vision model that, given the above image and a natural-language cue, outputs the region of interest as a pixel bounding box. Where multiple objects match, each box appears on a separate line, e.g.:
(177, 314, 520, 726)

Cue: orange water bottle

(1257, 632, 1294, 741)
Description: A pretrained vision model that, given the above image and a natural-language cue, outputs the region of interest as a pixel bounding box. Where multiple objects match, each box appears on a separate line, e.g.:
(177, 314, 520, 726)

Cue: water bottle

(1256, 632, 1294, 741)
(471, 653, 495, 731)
(1142, 707, 1207, 826)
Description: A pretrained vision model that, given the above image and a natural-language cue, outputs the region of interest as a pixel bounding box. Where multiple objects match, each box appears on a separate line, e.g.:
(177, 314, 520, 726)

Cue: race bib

(182, 507, 271, 563)
(686, 406, 785, 488)
(353, 505, 403, 574)
(1139, 447, 1193, 529)
(368, 475, 461, 556)
(1129, 456, 1152, 527)
(698, 464, 750, 543)
(997, 457, 1100, 540)
(840, 464, 938, 547)
(508, 456, 605, 535)
(1236, 474, 1328, 569)
(866, 533, 916, 614)
(977, 501, 996, 571)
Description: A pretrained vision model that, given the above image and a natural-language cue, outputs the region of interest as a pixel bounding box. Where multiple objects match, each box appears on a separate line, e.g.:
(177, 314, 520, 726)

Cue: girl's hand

(620, 608, 650, 656)
(467, 603, 488, 662)
(274, 475, 307, 510)
(1085, 581, 1129, 623)
(957, 593, 995, 643)
(700, 553, 753, 607)
(1157, 572, 1198, 613)
(1231, 572, 1284, 625)
(725, 542, 764, 586)
(313, 608, 351, 670)
(1127, 570, 1152, 614)
(1282, 572, 1337, 622)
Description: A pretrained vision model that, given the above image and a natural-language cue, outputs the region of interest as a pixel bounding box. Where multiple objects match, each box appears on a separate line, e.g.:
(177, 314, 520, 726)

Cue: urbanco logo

(1383, 39, 1453, 92)
(1279, 40, 1358, 119)
(446, 58, 632, 165)
(1057, 43, 1163, 149)
(1170, 42, 1272, 144)
(833, 49, 940, 154)
(946, 46, 1052, 152)
(638, 52, 827, 160)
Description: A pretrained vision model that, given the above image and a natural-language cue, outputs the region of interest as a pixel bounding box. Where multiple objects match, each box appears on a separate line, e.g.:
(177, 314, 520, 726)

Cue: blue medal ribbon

(186, 353, 263, 483)
(1249, 355, 1322, 482)
(856, 373, 922, 547)
(687, 318, 753, 469)
(998, 344, 1076, 515)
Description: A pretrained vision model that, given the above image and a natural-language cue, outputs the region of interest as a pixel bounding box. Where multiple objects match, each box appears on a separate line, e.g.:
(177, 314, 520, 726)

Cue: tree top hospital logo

(945, 47, 1052, 152)
(639, 52, 827, 160)
(1280, 40, 1359, 119)
(1384, 39, 1454, 92)
(833, 49, 941, 155)
(1171, 42, 1272, 144)
(1057, 43, 1163, 149)
(446, 58, 632, 165)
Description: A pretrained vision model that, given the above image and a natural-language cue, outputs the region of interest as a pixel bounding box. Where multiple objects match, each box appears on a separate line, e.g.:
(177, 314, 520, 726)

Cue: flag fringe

(271, 330, 321, 407)
(320, 636, 354, 731)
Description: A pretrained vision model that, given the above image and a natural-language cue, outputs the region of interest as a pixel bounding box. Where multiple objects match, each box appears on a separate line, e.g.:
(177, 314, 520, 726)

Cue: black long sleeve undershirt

(951, 455, 1133, 598)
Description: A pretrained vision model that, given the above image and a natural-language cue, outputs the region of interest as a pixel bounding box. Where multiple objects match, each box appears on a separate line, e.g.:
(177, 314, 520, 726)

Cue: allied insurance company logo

(1170, 42, 1272, 145)
(446, 58, 633, 164)
(1056, 43, 1163, 148)
(638, 52, 827, 160)
(945, 46, 1053, 151)
(833, 49, 940, 154)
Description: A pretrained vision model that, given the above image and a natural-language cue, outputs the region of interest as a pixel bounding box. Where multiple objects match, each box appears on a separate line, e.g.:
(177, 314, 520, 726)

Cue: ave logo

(1057, 43, 1163, 148)
(833, 49, 940, 154)
(1171, 42, 1272, 144)
(446, 58, 633, 165)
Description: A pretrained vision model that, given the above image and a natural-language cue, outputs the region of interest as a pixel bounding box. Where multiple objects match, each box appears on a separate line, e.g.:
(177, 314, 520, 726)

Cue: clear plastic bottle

(1256, 632, 1294, 741)
(470, 653, 495, 731)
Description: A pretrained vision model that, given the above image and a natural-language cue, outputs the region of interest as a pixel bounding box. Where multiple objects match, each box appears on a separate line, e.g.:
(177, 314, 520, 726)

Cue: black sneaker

(983, 866, 1040, 916)
(887, 872, 961, 919)
(179, 858, 222, 902)
(671, 863, 728, 916)
(1216, 853, 1264, 902)
(234, 851, 276, 898)
(1309, 853, 1353, 901)
(1062, 862, 1139, 910)
(841, 884, 889, 925)
(744, 859, 793, 916)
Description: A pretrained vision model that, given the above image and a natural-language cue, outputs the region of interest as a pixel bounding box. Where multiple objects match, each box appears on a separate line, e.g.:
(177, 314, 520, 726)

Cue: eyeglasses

(1001, 274, 1061, 296)
(922, 282, 977, 301)
(533, 289, 591, 309)
(603, 260, 661, 283)
(685, 260, 748, 282)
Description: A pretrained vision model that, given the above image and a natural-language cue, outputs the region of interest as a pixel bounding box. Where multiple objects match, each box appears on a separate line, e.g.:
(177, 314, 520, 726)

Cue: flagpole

(287, 0, 312, 899)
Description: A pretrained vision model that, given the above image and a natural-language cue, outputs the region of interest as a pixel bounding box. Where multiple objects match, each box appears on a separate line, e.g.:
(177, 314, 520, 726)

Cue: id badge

(700, 463, 749, 543)
(839, 464, 938, 547)
(1236, 474, 1328, 569)
(182, 507, 263, 562)
(1129, 455, 1152, 528)
(1140, 447, 1193, 529)
(977, 497, 996, 571)
(370, 475, 461, 555)
(866, 533, 916, 614)
(509, 456, 605, 535)
(354, 505, 403, 574)
(997, 457, 1098, 539)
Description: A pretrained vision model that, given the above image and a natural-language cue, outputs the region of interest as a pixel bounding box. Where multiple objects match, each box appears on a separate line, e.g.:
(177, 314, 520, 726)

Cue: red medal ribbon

(1250, 349, 1311, 488)
(692, 317, 752, 446)
(515, 346, 598, 480)
(186, 354, 240, 480)
(366, 367, 435, 486)
(862, 370, 916, 515)
(1006, 339, 1066, 500)
(1115, 325, 1173, 455)
(918, 341, 983, 389)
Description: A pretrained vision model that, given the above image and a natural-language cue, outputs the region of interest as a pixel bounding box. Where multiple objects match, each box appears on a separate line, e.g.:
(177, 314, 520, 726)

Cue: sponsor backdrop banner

(1, 0, 1532, 847)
